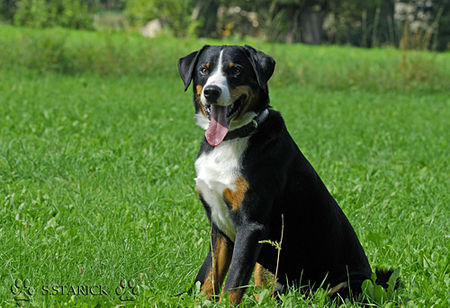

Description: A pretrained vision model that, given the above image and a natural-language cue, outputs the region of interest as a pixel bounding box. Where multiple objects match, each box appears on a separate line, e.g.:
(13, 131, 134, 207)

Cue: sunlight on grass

(0, 25, 448, 306)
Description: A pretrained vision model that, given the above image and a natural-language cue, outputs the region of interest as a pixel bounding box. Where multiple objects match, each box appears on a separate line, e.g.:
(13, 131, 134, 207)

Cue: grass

(0, 25, 449, 306)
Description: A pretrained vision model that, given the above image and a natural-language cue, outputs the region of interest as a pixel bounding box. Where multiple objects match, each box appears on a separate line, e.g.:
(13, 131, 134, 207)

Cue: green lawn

(0, 25, 449, 307)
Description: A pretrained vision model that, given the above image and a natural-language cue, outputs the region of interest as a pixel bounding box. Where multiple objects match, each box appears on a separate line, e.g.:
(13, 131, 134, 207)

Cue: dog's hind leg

(253, 262, 283, 301)
(253, 262, 265, 301)
(254, 262, 270, 301)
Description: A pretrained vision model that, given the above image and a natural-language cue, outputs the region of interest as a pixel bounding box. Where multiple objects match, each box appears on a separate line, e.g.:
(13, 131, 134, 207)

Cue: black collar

(224, 109, 269, 141)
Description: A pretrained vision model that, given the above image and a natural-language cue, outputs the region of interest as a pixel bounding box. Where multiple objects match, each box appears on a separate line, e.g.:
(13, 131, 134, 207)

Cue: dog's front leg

(195, 224, 233, 298)
(220, 223, 265, 305)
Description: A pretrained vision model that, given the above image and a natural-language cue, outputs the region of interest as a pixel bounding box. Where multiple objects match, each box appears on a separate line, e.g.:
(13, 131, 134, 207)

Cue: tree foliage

(0, 0, 448, 50)
(20, 0, 92, 28)
(124, 0, 192, 35)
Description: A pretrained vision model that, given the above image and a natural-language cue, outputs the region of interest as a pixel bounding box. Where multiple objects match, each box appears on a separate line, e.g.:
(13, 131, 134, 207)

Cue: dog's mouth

(227, 95, 246, 120)
(203, 95, 246, 120)
(204, 95, 246, 146)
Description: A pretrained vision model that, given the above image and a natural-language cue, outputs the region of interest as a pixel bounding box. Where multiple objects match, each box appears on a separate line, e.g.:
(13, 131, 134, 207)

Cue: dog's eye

(200, 66, 209, 75)
(230, 66, 241, 76)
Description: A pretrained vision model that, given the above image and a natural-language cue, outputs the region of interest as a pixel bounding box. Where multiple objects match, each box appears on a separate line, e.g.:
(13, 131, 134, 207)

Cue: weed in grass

(258, 214, 284, 299)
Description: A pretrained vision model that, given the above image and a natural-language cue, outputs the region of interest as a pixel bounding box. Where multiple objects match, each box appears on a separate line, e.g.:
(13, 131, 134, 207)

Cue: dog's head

(178, 45, 275, 146)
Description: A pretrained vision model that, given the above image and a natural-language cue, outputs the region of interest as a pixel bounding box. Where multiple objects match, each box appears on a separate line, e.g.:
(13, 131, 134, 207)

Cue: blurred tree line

(0, 0, 448, 50)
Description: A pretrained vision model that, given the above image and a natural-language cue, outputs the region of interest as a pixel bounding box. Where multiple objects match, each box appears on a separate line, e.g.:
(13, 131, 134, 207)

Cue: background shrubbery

(0, 25, 448, 93)
(0, 0, 448, 50)
(3, 0, 95, 28)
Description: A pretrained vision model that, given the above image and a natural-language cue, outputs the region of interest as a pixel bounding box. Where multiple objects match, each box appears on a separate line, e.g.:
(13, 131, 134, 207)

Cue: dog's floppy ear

(178, 45, 209, 91)
(243, 45, 276, 93)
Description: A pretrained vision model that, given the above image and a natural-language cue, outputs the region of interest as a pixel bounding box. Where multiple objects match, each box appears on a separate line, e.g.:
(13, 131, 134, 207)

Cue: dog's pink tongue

(206, 105, 229, 146)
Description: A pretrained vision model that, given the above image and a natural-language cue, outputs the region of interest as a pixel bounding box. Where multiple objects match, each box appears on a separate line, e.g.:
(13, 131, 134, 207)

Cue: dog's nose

(203, 85, 221, 102)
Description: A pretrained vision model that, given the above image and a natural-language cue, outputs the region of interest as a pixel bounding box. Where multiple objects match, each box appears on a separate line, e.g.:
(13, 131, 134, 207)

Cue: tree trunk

(192, 0, 220, 38)
(300, 8, 324, 45)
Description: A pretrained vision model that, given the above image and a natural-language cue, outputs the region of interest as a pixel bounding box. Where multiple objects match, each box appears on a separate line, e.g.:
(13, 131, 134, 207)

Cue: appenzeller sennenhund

(178, 45, 390, 305)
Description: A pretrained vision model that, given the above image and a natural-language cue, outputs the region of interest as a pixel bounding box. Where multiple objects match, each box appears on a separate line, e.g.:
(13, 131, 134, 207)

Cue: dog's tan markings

(229, 85, 255, 119)
(197, 102, 207, 116)
(253, 262, 264, 301)
(228, 62, 234, 68)
(205, 61, 210, 68)
(196, 85, 203, 97)
(201, 234, 232, 297)
(223, 176, 249, 211)
(253, 263, 278, 301)
(254, 262, 264, 288)
(220, 288, 246, 305)
(195, 85, 207, 116)
(230, 85, 252, 101)
(327, 281, 348, 296)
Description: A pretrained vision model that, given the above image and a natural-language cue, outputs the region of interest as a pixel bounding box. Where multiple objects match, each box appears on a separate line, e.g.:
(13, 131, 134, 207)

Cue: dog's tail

(375, 268, 400, 290)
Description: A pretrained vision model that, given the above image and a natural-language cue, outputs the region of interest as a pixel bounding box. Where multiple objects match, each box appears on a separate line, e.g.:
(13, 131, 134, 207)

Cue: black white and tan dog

(177, 45, 393, 305)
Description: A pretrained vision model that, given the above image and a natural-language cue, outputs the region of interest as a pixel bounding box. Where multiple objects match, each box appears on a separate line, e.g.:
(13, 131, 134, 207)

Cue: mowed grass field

(0, 25, 449, 306)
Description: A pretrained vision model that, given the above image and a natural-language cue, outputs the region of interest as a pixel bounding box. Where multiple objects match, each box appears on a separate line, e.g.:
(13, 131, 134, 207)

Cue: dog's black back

(246, 110, 371, 289)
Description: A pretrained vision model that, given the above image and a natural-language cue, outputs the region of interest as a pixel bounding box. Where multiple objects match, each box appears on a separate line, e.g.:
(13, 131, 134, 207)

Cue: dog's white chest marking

(195, 137, 249, 241)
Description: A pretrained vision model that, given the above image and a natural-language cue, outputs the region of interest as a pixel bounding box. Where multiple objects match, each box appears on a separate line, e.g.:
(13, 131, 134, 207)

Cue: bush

(124, 0, 193, 36)
(93, 11, 129, 31)
(0, 25, 448, 94)
(10, 0, 94, 29)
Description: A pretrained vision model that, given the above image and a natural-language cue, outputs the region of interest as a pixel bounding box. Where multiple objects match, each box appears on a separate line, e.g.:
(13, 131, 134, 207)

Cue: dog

(178, 45, 391, 305)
